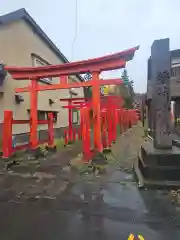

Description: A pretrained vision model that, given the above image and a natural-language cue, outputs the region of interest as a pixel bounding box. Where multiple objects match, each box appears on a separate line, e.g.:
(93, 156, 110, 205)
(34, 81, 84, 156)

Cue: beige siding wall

(0, 20, 84, 134)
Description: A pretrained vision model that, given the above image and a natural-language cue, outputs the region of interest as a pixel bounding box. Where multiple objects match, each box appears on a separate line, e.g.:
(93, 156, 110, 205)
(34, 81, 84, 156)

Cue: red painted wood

(47, 113, 54, 147)
(2, 109, 57, 157)
(92, 71, 102, 152)
(63, 106, 81, 109)
(12, 119, 30, 124)
(30, 80, 38, 149)
(37, 120, 49, 124)
(68, 99, 73, 142)
(60, 75, 68, 84)
(3, 47, 139, 160)
(6, 47, 139, 79)
(60, 97, 85, 101)
(2, 110, 13, 158)
(15, 79, 123, 93)
(6, 60, 126, 79)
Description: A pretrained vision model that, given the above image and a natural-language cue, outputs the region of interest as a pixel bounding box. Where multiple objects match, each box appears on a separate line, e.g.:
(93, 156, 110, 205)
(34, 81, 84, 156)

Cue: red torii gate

(59, 97, 89, 143)
(5, 46, 139, 154)
(59, 95, 124, 145)
(61, 96, 138, 161)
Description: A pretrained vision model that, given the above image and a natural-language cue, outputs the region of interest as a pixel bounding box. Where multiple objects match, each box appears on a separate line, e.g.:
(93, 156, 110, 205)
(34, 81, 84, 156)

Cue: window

(38, 110, 46, 120)
(28, 110, 58, 123)
(31, 54, 52, 84)
(72, 109, 79, 124)
(171, 66, 180, 77)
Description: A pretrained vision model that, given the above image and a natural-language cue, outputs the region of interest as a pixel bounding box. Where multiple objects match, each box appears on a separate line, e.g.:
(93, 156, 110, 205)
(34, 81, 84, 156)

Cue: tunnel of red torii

(4, 46, 139, 158)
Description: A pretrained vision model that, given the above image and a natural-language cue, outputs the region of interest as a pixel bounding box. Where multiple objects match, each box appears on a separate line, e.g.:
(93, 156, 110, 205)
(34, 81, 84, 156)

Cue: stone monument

(134, 38, 180, 187)
(151, 39, 172, 148)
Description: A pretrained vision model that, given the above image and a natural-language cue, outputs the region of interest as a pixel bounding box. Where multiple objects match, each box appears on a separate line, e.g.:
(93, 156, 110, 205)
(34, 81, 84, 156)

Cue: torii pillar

(92, 71, 102, 152)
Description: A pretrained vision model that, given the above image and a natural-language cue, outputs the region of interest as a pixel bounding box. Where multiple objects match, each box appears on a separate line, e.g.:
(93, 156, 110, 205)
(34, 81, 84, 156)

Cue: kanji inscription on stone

(151, 38, 172, 149)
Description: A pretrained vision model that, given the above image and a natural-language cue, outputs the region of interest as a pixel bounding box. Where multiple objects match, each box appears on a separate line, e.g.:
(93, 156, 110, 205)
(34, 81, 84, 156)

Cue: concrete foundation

(134, 139, 180, 187)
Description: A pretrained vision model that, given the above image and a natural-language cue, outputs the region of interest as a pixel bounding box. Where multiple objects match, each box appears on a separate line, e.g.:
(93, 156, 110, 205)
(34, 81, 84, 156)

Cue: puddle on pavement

(67, 168, 180, 220)
(60, 168, 180, 239)
(108, 170, 134, 183)
(69, 170, 148, 216)
(102, 182, 146, 211)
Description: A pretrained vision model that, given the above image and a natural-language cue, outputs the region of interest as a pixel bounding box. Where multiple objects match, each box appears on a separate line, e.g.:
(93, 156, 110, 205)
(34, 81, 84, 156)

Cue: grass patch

(54, 138, 65, 151)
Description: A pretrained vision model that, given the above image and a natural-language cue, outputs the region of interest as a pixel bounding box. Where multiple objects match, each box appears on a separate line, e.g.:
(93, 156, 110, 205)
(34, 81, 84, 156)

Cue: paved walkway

(0, 126, 180, 240)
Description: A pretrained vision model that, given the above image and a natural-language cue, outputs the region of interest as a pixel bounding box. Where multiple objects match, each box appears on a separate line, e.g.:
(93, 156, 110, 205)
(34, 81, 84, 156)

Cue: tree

(116, 69, 135, 109)
(121, 69, 129, 85)
(83, 70, 135, 109)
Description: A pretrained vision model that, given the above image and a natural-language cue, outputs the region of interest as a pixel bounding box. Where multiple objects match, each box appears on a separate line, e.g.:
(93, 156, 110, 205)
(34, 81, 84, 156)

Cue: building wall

(170, 56, 180, 98)
(172, 57, 180, 66)
(0, 19, 84, 135)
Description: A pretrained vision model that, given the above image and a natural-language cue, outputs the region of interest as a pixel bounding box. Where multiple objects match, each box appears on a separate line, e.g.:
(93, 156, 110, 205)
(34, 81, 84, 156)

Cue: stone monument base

(134, 139, 180, 188)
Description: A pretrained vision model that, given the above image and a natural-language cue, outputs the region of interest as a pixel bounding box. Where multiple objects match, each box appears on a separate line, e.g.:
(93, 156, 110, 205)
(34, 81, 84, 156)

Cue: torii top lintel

(5, 46, 139, 80)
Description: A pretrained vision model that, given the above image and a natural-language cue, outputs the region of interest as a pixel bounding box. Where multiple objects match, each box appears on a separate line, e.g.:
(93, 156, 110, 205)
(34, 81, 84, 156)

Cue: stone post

(174, 99, 180, 132)
(151, 38, 172, 149)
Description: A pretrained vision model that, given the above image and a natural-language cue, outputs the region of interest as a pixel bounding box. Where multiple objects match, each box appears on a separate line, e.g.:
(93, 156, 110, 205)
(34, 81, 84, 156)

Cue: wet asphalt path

(0, 167, 180, 240)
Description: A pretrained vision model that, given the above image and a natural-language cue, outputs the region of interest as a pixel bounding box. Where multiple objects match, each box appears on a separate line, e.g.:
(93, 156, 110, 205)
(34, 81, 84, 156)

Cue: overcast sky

(1, 0, 180, 93)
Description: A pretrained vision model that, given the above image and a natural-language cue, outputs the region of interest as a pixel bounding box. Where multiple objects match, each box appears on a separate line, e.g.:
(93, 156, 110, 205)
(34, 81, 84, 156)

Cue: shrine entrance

(3, 46, 139, 160)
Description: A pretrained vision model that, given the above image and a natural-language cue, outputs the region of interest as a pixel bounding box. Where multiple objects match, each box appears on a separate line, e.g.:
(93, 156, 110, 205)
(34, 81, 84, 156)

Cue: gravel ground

(0, 141, 82, 201)
(111, 123, 145, 170)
